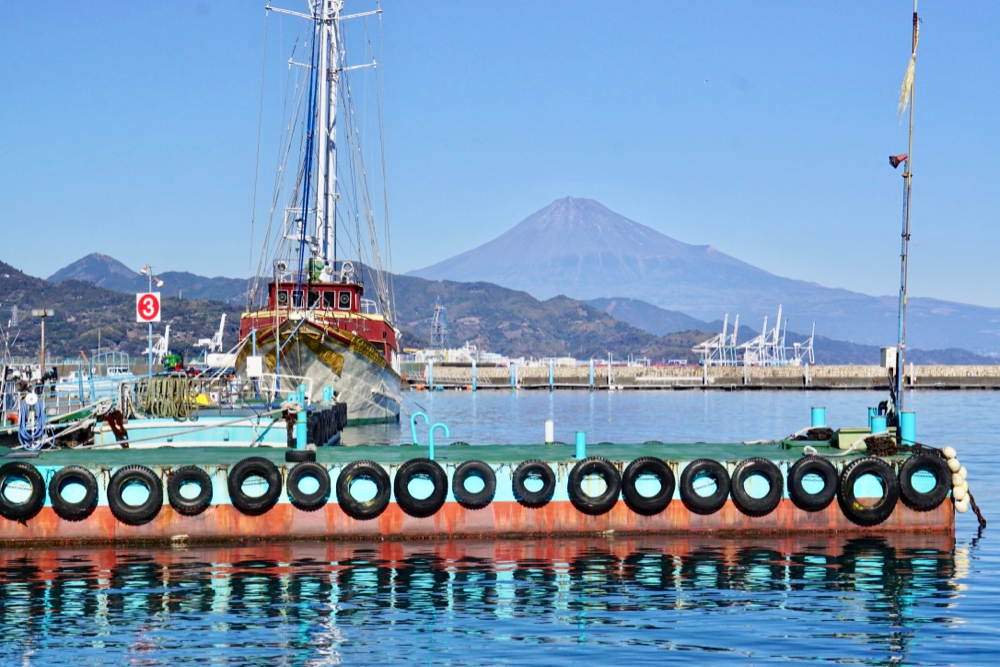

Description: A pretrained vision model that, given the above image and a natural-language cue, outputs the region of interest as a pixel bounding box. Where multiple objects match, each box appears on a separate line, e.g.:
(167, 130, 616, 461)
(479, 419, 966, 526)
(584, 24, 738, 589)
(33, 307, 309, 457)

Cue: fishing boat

(236, 0, 402, 425)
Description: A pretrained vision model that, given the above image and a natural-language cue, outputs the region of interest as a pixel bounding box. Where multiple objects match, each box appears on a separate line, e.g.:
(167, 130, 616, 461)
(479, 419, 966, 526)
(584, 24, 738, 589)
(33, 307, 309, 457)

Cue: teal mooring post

(811, 407, 826, 428)
(295, 384, 308, 449)
(296, 410, 307, 450)
(868, 407, 879, 430)
(900, 411, 916, 445)
(575, 431, 586, 459)
(510, 363, 517, 390)
(871, 415, 888, 434)
(472, 359, 477, 392)
(549, 360, 554, 391)
(589, 360, 594, 391)
(428, 360, 434, 389)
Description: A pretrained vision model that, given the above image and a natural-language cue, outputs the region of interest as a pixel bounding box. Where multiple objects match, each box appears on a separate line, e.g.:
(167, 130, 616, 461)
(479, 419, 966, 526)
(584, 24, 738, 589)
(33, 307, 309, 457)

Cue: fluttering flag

(897, 23, 919, 121)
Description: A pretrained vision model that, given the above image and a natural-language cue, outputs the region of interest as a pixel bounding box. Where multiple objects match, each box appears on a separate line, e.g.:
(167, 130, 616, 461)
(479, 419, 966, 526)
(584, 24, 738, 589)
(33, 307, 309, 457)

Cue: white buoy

(544, 419, 554, 444)
(947, 458, 962, 473)
(953, 485, 967, 502)
(958, 466, 968, 481)
(942, 446, 957, 459)
(956, 498, 970, 513)
(952, 472, 964, 486)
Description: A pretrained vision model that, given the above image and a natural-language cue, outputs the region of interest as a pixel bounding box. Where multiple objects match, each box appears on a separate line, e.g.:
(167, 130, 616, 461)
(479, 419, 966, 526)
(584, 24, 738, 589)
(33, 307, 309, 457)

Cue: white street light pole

(31, 309, 55, 384)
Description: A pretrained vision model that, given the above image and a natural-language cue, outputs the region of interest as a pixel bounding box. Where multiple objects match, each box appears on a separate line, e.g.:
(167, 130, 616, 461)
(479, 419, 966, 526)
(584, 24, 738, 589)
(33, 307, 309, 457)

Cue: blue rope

(18, 398, 50, 451)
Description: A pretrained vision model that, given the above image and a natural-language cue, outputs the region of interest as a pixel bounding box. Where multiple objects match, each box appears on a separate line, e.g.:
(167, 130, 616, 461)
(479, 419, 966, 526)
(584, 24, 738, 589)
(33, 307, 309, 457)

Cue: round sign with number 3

(136, 292, 161, 323)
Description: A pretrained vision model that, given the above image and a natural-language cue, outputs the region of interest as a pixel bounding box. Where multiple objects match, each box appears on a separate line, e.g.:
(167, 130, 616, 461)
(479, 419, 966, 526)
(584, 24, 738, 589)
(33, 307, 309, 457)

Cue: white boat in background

(53, 350, 135, 403)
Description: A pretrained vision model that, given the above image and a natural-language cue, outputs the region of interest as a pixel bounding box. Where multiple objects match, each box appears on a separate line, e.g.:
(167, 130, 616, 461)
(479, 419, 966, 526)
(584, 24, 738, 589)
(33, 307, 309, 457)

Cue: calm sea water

(1, 390, 995, 664)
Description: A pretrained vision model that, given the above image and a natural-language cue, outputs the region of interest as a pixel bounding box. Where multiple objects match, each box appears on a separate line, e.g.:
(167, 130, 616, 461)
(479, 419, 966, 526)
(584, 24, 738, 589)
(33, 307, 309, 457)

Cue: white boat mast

(268, 1, 382, 271)
(316, 0, 342, 267)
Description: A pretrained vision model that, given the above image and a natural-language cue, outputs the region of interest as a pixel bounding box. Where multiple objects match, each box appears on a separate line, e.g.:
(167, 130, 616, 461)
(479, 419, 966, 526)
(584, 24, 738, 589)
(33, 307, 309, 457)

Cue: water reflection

(0, 534, 963, 663)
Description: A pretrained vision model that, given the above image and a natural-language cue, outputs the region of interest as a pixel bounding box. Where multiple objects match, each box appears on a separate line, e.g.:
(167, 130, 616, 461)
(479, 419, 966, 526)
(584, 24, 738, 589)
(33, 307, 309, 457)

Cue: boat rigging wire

(248, 7, 271, 309)
(375, 5, 397, 322)
(338, 56, 392, 316)
(250, 25, 308, 306)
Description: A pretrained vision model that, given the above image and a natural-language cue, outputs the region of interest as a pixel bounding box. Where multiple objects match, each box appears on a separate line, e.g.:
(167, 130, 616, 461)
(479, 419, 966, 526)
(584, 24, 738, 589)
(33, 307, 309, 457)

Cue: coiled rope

(139, 377, 198, 421)
(18, 397, 51, 451)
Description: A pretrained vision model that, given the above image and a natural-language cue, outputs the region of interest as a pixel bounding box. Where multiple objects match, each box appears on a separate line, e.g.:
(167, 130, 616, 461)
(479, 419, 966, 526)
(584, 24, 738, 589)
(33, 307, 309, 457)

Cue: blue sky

(2, 1, 998, 308)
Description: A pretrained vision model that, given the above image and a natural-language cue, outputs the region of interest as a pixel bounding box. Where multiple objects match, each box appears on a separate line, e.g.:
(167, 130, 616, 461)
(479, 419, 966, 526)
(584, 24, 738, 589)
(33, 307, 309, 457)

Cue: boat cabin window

(276, 290, 289, 306)
(338, 291, 352, 310)
(308, 290, 321, 308)
(323, 292, 337, 309)
(292, 289, 303, 308)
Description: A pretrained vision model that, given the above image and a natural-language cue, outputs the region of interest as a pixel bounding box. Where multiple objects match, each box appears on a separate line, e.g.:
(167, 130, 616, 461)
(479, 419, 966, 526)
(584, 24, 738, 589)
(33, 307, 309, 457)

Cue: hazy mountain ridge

(586, 297, 710, 336)
(411, 197, 1000, 354)
(49, 254, 250, 304)
(588, 294, 993, 365)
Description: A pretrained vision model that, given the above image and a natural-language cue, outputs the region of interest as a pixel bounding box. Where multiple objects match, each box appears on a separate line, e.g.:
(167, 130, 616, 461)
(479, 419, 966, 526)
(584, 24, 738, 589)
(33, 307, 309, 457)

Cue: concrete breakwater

(404, 364, 1000, 391)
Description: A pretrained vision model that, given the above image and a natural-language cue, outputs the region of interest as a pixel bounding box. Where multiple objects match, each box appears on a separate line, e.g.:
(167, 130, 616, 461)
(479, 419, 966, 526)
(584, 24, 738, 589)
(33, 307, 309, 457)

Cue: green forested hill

(6, 258, 989, 366)
(0, 261, 242, 362)
(3, 260, 706, 364)
(391, 276, 710, 361)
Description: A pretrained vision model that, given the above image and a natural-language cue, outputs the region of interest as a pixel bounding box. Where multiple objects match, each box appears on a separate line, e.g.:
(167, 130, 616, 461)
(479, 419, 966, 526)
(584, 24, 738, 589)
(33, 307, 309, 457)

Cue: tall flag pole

(895, 1, 918, 417)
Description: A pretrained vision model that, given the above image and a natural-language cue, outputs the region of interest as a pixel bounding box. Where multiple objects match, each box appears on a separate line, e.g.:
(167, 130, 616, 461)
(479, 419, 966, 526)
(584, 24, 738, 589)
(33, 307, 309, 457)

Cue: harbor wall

(407, 364, 1000, 390)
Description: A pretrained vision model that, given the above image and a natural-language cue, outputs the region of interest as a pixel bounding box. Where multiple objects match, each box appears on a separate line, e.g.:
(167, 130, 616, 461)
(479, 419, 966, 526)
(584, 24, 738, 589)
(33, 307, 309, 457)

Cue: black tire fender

(621, 457, 675, 516)
(0, 461, 46, 522)
(837, 456, 899, 526)
(787, 455, 838, 512)
(730, 457, 784, 517)
(286, 449, 316, 463)
(679, 459, 731, 515)
(336, 460, 391, 520)
(108, 465, 164, 526)
(512, 459, 556, 508)
(227, 457, 282, 516)
(167, 465, 214, 516)
(452, 460, 496, 510)
(49, 465, 99, 521)
(899, 453, 951, 511)
(394, 458, 448, 518)
(567, 457, 621, 515)
(287, 461, 330, 512)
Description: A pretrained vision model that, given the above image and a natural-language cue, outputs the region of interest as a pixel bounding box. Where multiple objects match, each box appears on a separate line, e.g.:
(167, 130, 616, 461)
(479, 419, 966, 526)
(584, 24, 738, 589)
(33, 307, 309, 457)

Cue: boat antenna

(891, 0, 918, 421)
